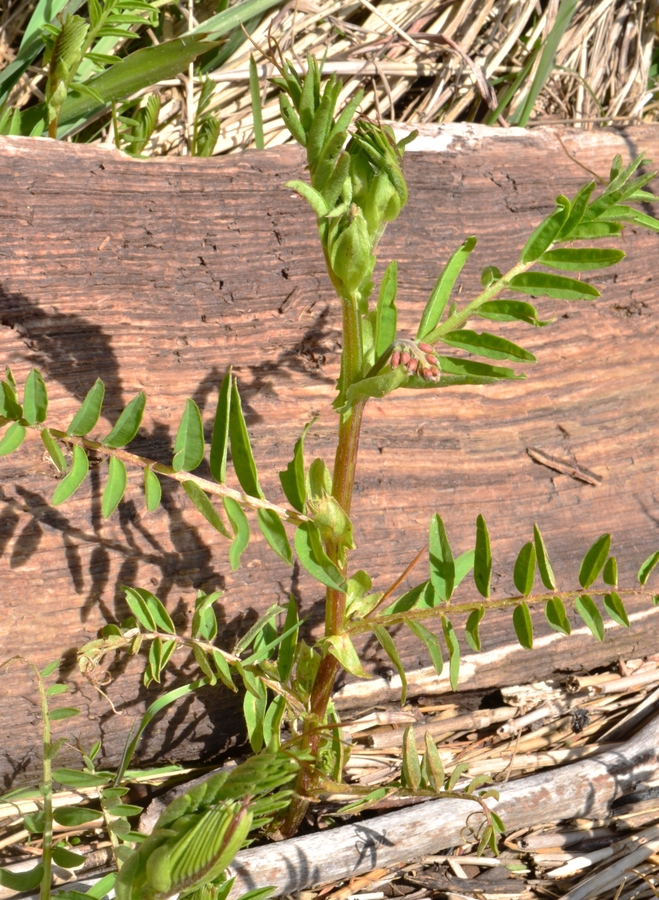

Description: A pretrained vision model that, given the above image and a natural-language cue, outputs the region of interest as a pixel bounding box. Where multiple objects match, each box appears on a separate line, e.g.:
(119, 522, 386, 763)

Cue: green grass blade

(249, 55, 265, 150)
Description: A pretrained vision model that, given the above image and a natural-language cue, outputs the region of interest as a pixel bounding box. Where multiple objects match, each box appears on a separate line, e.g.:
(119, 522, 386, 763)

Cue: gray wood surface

(1, 125, 658, 786)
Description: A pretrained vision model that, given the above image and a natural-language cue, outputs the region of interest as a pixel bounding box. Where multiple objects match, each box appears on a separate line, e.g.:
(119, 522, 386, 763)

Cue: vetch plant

(2, 54, 659, 900)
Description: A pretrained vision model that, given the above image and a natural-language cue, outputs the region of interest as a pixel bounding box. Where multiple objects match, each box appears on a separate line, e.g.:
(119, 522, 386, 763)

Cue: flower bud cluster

(389, 340, 441, 383)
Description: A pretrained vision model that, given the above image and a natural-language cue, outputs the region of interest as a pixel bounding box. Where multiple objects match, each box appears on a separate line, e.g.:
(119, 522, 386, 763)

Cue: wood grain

(1, 125, 658, 786)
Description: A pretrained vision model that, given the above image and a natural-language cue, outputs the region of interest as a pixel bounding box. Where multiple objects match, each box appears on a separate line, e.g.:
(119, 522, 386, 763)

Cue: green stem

(36, 669, 53, 900)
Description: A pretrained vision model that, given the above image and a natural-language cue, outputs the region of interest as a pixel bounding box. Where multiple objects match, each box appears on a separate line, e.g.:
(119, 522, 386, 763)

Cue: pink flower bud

(407, 358, 418, 373)
(401, 351, 411, 365)
(418, 342, 434, 354)
(390, 351, 401, 368)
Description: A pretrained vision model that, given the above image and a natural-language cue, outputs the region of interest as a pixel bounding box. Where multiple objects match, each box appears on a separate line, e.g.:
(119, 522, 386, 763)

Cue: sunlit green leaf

(143, 466, 161, 511)
(229, 379, 264, 498)
(569, 222, 622, 239)
(474, 514, 491, 598)
(0, 864, 44, 891)
(442, 329, 535, 363)
(53, 769, 112, 788)
(277, 596, 299, 683)
(476, 299, 549, 326)
(224, 496, 250, 570)
(437, 357, 524, 386)
(102, 456, 127, 518)
(0, 380, 22, 419)
(257, 508, 293, 565)
(512, 602, 533, 649)
(102, 391, 146, 448)
(638, 551, 659, 585)
(326, 632, 370, 677)
(294, 522, 346, 592)
(0, 422, 26, 456)
(53, 806, 102, 827)
(539, 248, 624, 271)
(441, 615, 460, 690)
(401, 725, 421, 789)
(23, 369, 48, 424)
(52, 444, 89, 505)
(375, 261, 398, 356)
(417, 237, 477, 341)
(603, 556, 618, 587)
(406, 619, 443, 676)
(172, 399, 204, 472)
(513, 541, 536, 596)
(49, 707, 80, 721)
(545, 596, 571, 635)
(210, 369, 231, 484)
(464, 606, 484, 652)
(183, 481, 231, 538)
(533, 524, 556, 590)
(575, 594, 605, 641)
(520, 200, 570, 262)
(429, 513, 454, 602)
(557, 180, 596, 238)
(603, 591, 629, 628)
(579, 533, 611, 588)
(41, 428, 67, 473)
(279, 419, 314, 512)
(67, 378, 105, 436)
(509, 272, 600, 300)
(373, 625, 407, 704)
(422, 731, 444, 791)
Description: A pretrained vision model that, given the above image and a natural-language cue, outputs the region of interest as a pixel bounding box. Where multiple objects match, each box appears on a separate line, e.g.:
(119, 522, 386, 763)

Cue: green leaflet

(373, 624, 407, 704)
(67, 378, 105, 436)
(23, 368, 48, 424)
(417, 236, 477, 341)
(277, 596, 299, 683)
(520, 199, 570, 263)
(603, 591, 629, 628)
(375, 261, 398, 357)
(464, 606, 484, 652)
(401, 725, 421, 790)
(557, 180, 596, 239)
(512, 602, 533, 650)
(183, 482, 231, 538)
(52, 443, 89, 505)
(53, 806, 102, 827)
(603, 556, 618, 587)
(229, 379, 264, 498)
(441, 615, 460, 691)
(279, 93, 306, 146)
(294, 522, 346, 592)
(0, 864, 44, 892)
(53, 768, 112, 788)
(545, 596, 571, 635)
(513, 541, 536, 597)
(509, 272, 600, 300)
(0, 379, 22, 419)
(285, 179, 328, 218)
(223, 496, 250, 571)
(173, 398, 205, 473)
(243, 673, 267, 752)
(210, 370, 232, 484)
(533, 524, 556, 590)
(102, 391, 146, 448)
(579, 533, 611, 588)
(0, 422, 26, 456)
(326, 632, 370, 678)
(441, 329, 535, 363)
(435, 357, 524, 387)
(638, 551, 659, 585)
(474, 514, 491, 599)
(41, 428, 67, 473)
(257, 508, 293, 565)
(249, 55, 264, 150)
(308, 457, 332, 499)
(143, 466, 162, 511)
(102, 456, 127, 519)
(575, 594, 605, 641)
(422, 732, 445, 792)
(406, 619, 443, 676)
(192, 591, 221, 642)
(477, 300, 550, 326)
(429, 513, 454, 602)
(539, 248, 625, 271)
(569, 222, 622, 239)
(279, 419, 314, 512)
(123, 586, 175, 634)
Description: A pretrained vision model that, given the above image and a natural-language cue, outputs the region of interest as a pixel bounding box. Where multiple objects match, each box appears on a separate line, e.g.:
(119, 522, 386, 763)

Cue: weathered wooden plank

(1, 125, 658, 786)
